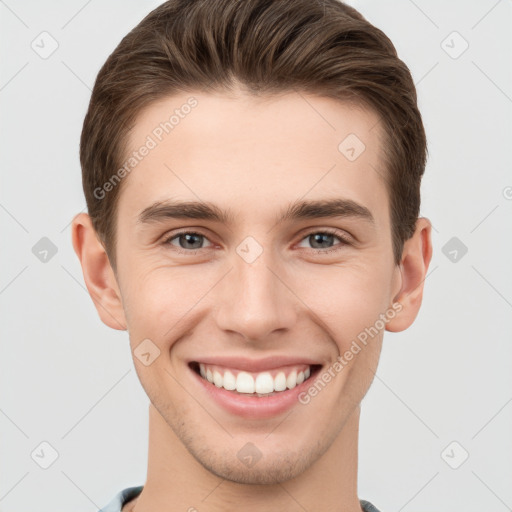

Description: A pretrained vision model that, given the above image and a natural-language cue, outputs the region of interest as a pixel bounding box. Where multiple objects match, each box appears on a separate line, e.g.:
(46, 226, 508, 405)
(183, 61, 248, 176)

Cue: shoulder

(360, 499, 383, 512)
(98, 485, 144, 512)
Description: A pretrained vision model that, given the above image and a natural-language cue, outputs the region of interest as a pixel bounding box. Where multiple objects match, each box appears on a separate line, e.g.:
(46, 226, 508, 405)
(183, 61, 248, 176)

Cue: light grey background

(1, 1, 511, 511)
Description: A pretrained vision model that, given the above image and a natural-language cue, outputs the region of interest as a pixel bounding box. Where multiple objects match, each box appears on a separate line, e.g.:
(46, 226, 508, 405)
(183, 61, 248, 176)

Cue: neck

(131, 404, 362, 512)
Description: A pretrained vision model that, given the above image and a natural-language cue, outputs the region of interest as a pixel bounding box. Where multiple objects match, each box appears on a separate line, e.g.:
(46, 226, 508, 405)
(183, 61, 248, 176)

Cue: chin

(197, 449, 312, 485)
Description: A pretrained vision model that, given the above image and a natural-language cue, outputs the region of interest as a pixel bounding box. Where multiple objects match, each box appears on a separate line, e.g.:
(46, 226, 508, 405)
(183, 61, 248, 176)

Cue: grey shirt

(98, 485, 382, 511)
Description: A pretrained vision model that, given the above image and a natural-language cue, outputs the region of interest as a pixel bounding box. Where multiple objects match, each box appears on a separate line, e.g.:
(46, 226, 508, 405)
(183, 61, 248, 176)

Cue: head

(73, 0, 432, 485)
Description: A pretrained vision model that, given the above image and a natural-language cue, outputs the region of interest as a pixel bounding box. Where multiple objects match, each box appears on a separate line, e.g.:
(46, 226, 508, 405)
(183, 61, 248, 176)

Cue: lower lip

(190, 365, 320, 419)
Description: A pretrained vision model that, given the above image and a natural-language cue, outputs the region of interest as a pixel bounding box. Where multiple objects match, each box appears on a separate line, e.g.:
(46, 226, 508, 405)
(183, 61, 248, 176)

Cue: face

(112, 90, 402, 484)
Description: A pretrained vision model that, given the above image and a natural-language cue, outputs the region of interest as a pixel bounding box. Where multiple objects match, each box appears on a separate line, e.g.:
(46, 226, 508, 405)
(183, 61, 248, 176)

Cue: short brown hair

(80, 0, 427, 270)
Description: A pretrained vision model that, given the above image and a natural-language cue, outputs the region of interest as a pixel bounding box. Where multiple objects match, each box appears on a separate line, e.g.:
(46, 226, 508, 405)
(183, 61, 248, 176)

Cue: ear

(71, 212, 127, 331)
(386, 217, 433, 332)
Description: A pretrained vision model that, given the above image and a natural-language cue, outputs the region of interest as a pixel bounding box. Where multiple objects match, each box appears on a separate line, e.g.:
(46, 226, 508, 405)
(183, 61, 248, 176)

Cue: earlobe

(71, 213, 127, 331)
(386, 217, 433, 333)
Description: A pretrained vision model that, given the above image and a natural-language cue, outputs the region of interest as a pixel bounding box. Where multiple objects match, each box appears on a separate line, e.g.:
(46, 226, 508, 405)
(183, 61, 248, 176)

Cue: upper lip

(189, 355, 322, 373)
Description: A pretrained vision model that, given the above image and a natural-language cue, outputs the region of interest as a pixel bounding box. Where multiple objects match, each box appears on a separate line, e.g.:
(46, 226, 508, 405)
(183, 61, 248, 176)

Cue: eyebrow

(137, 198, 374, 226)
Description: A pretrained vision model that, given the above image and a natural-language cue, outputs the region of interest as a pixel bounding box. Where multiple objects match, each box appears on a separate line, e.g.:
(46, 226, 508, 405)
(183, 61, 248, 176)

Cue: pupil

(311, 233, 333, 249)
(181, 233, 202, 249)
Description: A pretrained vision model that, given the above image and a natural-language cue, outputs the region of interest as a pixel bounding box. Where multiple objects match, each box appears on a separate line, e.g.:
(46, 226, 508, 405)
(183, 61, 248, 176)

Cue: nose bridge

(214, 238, 297, 341)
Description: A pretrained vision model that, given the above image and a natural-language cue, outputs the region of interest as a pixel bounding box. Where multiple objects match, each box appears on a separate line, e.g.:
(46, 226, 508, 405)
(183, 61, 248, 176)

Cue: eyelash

(162, 228, 352, 255)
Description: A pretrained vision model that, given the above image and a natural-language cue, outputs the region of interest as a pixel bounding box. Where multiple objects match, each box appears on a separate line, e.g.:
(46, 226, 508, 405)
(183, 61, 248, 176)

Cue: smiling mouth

(189, 362, 322, 397)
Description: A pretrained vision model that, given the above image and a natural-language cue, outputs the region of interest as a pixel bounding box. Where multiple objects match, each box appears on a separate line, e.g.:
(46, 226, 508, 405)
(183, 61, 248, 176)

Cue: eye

(163, 231, 213, 252)
(162, 228, 351, 255)
(297, 229, 351, 252)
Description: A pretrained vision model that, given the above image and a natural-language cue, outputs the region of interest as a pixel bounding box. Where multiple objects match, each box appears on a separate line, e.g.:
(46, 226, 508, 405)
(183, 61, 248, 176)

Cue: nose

(214, 245, 298, 342)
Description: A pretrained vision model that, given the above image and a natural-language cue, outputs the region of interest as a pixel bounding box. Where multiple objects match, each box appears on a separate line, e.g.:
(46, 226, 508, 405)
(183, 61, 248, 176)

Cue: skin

(72, 89, 432, 512)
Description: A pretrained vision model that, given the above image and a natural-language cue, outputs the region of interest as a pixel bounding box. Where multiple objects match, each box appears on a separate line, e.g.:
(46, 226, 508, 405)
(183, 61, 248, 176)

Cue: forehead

(120, 90, 389, 227)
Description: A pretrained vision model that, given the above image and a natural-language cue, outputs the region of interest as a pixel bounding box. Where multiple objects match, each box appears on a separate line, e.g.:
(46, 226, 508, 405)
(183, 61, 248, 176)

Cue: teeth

(286, 370, 297, 389)
(213, 370, 223, 387)
(223, 370, 236, 390)
(196, 363, 315, 394)
(274, 372, 287, 391)
(255, 372, 274, 394)
(236, 371, 255, 393)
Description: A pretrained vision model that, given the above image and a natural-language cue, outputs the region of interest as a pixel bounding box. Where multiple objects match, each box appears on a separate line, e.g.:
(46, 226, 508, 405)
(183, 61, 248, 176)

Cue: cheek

(120, 261, 216, 340)
(290, 262, 391, 346)
(119, 244, 394, 350)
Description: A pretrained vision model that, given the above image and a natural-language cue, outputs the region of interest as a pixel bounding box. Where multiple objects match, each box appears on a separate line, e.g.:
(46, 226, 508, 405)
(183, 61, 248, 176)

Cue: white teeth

(213, 370, 223, 387)
(223, 370, 236, 390)
(274, 371, 287, 391)
(255, 372, 274, 394)
(286, 370, 297, 389)
(236, 371, 255, 393)
(197, 364, 314, 394)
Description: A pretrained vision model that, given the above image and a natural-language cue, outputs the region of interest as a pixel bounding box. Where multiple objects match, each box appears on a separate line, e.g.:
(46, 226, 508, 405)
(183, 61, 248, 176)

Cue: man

(72, 0, 432, 510)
